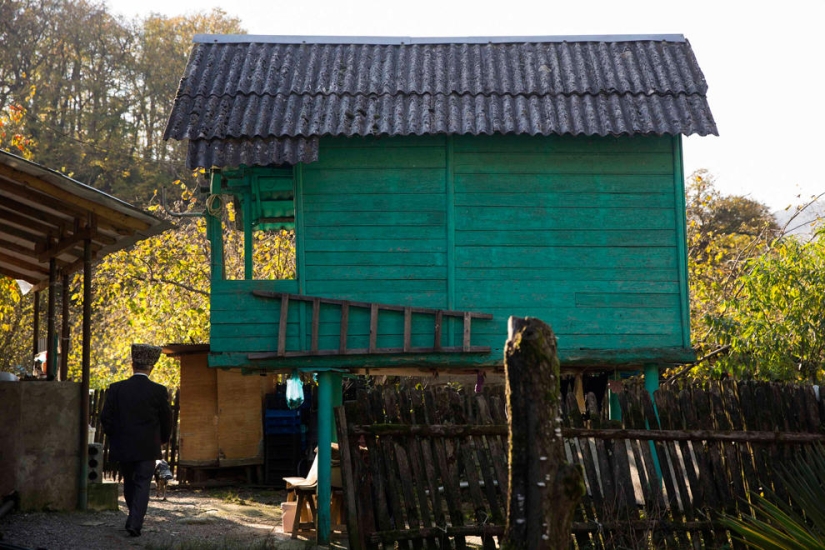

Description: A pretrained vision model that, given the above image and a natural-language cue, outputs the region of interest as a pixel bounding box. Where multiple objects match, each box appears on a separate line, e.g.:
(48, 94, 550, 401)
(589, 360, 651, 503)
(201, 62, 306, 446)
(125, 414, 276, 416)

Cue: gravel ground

(0, 483, 338, 550)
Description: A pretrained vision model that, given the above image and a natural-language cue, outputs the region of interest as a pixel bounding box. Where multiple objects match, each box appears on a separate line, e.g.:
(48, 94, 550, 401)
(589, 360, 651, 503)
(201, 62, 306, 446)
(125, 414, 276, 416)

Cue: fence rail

(336, 380, 825, 549)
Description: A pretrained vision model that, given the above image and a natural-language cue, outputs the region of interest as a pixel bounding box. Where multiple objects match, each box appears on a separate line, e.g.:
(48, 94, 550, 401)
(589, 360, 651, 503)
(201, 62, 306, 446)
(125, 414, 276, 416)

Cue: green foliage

(684, 169, 825, 382)
(710, 233, 825, 381)
(687, 170, 779, 356)
(719, 445, 825, 549)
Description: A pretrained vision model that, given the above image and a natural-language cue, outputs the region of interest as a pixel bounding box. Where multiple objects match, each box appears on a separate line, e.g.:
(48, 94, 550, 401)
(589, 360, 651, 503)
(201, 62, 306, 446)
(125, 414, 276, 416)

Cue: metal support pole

(60, 272, 70, 381)
(316, 371, 333, 545)
(32, 290, 40, 366)
(78, 240, 92, 511)
(47, 258, 57, 379)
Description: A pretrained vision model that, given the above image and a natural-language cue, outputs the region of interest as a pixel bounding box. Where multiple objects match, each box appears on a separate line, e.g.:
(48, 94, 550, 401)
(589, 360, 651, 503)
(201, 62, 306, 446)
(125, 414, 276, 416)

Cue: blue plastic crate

(264, 409, 302, 435)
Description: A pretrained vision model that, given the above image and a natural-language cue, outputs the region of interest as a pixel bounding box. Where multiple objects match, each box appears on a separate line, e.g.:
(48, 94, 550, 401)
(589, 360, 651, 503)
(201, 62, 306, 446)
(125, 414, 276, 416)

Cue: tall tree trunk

(503, 316, 585, 550)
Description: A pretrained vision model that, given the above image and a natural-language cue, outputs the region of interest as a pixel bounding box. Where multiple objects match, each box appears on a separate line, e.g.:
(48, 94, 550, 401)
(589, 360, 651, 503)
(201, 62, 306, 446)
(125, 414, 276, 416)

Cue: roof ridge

(194, 34, 687, 45)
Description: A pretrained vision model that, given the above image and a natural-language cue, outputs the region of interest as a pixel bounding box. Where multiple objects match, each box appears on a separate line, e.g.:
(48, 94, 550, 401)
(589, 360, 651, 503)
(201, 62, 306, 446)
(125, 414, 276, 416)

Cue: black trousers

(120, 460, 155, 533)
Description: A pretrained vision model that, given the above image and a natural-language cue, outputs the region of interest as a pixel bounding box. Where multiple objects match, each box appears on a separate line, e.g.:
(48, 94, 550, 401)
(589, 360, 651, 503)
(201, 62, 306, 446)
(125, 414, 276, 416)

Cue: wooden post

(503, 316, 584, 550)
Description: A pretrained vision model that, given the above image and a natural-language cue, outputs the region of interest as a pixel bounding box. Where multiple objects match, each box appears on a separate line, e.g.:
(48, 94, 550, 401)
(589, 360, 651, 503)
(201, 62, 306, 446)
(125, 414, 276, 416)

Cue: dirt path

(0, 484, 330, 550)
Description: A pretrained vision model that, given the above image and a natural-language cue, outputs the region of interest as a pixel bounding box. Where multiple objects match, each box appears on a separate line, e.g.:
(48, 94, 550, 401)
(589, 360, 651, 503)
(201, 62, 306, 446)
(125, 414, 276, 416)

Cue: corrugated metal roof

(164, 35, 717, 168)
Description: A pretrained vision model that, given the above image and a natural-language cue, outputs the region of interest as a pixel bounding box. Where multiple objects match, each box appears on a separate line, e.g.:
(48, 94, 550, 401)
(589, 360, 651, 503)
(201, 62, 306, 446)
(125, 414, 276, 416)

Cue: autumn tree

(686, 170, 780, 367)
(0, 0, 244, 205)
(684, 169, 825, 382)
(710, 233, 825, 381)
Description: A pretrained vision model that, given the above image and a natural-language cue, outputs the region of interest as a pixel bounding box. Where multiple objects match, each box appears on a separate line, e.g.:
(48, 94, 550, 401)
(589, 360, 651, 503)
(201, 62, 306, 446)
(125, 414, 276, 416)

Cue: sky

(105, 0, 825, 212)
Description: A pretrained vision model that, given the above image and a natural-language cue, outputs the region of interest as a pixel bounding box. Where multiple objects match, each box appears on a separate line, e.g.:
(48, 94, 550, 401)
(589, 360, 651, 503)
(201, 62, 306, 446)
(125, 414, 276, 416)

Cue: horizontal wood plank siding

(452, 134, 685, 355)
(209, 134, 691, 366)
(300, 137, 449, 350)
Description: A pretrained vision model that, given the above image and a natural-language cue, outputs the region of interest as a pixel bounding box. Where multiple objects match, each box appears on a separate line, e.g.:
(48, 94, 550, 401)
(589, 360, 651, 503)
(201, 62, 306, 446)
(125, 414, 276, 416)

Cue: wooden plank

(456, 245, 677, 270)
(305, 225, 446, 242)
(564, 393, 598, 550)
(403, 308, 412, 352)
(476, 395, 510, 507)
(396, 390, 436, 549)
(277, 294, 289, 356)
(638, 389, 682, 549)
(303, 193, 446, 213)
(689, 387, 729, 548)
(656, 388, 712, 548)
(452, 151, 674, 175)
(462, 312, 471, 352)
(408, 389, 443, 549)
(460, 440, 497, 550)
(336, 402, 366, 550)
(304, 170, 446, 198)
(455, 206, 676, 232)
(311, 298, 320, 353)
(339, 302, 349, 353)
(434, 311, 442, 351)
(369, 304, 379, 353)
(303, 210, 446, 227)
(455, 190, 674, 209)
(374, 390, 413, 550)
(456, 228, 678, 248)
(306, 250, 446, 266)
(456, 266, 678, 282)
(723, 382, 755, 499)
(360, 392, 396, 550)
(453, 172, 672, 195)
(424, 390, 467, 550)
(304, 238, 447, 254)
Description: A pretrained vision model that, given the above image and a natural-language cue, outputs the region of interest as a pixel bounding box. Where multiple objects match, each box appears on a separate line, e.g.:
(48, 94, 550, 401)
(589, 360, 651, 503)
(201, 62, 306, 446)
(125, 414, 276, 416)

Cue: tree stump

(503, 316, 585, 550)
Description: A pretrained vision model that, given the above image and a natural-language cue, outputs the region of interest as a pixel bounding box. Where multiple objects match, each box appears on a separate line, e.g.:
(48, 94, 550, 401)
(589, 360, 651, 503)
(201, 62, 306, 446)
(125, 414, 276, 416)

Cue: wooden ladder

(248, 291, 492, 359)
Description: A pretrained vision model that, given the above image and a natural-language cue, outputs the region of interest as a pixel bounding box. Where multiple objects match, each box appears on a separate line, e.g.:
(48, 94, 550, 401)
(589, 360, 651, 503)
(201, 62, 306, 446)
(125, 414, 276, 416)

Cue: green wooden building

(164, 34, 717, 542)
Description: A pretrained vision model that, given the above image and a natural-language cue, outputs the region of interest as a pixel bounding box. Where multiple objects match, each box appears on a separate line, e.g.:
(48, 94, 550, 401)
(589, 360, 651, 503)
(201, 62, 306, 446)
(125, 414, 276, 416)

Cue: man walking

(101, 344, 172, 537)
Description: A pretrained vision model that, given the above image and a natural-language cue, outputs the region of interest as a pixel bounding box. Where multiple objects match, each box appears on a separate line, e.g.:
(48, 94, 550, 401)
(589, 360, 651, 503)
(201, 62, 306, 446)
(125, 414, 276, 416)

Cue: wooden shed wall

(209, 133, 690, 366)
(178, 352, 279, 465)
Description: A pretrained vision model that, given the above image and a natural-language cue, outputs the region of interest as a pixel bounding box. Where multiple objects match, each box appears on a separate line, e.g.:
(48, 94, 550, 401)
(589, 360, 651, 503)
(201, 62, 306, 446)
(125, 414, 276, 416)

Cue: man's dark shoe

(127, 528, 141, 537)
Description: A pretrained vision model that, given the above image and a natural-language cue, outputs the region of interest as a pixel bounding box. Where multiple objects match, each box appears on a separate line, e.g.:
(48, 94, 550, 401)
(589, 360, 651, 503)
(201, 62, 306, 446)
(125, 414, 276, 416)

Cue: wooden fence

(335, 380, 825, 549)
(88, 388, 180, 478)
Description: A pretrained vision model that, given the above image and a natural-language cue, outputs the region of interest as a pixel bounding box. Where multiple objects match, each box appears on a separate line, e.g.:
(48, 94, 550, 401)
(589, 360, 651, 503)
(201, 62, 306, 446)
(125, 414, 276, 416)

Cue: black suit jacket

(101, 374, 172, 463)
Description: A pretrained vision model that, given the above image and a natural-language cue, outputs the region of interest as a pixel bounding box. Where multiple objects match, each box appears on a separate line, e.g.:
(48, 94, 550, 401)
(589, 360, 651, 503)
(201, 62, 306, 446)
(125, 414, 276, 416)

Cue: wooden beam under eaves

(0, 264, 38, 283)
(36, 228, 96, 262)
(0, 178, 138, 238)
(0, 163, 152, 232)
(1, 208, 55, 235)
(0, 237, 34, 257)
(0, 250, 49, 276)
(0, 195, 70, 227)
(0, 220, 43, 247)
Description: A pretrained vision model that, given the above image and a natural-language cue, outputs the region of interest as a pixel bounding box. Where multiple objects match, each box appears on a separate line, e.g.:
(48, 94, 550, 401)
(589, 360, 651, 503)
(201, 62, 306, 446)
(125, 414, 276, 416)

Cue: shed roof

(0, 149, 172, 288)
(164, 34, 718, 168)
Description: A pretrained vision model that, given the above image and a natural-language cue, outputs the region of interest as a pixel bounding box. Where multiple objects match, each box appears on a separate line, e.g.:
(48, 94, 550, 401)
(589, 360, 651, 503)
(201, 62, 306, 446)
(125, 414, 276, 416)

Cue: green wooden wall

(209, 133, 693, 369)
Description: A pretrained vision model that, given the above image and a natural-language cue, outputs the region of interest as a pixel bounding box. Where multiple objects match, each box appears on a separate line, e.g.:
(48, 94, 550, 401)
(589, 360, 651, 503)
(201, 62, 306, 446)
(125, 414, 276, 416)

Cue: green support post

(316, 371, 333, 545)
(644, 363, 663, 482)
